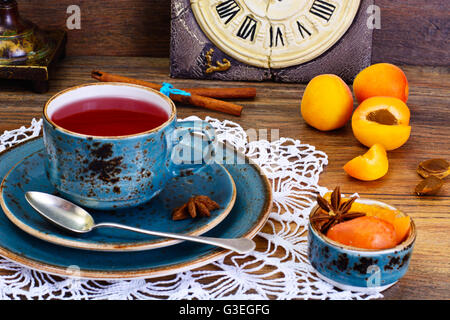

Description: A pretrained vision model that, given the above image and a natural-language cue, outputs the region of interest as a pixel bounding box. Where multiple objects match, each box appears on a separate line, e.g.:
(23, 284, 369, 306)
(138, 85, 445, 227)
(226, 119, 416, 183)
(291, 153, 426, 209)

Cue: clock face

(191, 0, 361, 68)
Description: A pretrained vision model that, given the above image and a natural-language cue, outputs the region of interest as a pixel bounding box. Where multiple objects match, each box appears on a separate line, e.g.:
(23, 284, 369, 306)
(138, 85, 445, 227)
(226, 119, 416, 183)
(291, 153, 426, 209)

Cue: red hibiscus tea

(51, 97, 169, 136)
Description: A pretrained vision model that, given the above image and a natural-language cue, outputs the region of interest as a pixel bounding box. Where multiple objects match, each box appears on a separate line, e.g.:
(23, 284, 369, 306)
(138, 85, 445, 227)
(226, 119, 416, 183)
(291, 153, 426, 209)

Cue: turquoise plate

(0, 137, 272, 279)
(1, 150, 236, 252)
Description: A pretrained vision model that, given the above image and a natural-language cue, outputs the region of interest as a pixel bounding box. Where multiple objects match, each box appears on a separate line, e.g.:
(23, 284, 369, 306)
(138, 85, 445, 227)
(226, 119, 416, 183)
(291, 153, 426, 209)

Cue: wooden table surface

(0, 57, 449, 300)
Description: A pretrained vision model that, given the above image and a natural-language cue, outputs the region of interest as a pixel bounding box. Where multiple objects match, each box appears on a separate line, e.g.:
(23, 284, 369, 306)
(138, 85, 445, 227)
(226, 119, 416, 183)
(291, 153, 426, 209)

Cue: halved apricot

(353, 63, 409, 103)
(326, 216, 398, 250)
(352, 96, 411, 150)
(344, 143, 389, 181)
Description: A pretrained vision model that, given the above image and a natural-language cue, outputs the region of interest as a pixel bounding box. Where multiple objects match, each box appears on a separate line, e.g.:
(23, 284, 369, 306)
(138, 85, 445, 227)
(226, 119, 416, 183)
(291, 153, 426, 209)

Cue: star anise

(311, 187, 365, 234)
(172, 195, 220, 221)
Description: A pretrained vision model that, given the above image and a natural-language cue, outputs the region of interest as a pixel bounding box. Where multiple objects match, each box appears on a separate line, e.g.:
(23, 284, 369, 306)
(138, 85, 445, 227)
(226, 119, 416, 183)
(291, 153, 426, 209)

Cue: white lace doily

(0, 117, 383, 300)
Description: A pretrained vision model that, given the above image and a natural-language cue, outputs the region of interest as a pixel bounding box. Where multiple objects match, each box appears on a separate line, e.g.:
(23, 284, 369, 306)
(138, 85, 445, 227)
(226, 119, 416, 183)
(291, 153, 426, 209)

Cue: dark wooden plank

(373, 0, 449, 66)
(11, 0, 449, 66)
(0, 57, 449, 299)
(18, 0, 171, 57)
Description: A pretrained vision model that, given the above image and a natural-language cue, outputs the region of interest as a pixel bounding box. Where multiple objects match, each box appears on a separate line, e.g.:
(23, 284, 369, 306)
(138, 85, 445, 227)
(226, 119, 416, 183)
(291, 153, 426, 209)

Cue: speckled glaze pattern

(0, 138, 272, 279)
(1, 149, 236, 251)
(308, 200, 416, 290)
(42, 83, 216, 210)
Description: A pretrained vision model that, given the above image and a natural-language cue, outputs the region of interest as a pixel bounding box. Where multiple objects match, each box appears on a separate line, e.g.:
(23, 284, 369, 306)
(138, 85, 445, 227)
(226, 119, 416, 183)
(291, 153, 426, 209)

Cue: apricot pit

(417, 159, 450, 179)
(415, 176, 443, 196)
(366, 109, 398, 125)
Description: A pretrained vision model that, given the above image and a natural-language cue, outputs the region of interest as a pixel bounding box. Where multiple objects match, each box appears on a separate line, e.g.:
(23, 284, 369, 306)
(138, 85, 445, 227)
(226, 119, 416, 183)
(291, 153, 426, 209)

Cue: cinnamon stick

(91, 70, 256, 99)
(91, 70, 244, 116)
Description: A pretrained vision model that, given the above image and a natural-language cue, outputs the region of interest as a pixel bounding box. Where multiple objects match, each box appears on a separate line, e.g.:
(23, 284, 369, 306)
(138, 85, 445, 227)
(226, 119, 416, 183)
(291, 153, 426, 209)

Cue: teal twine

(160, 82, 191, 97)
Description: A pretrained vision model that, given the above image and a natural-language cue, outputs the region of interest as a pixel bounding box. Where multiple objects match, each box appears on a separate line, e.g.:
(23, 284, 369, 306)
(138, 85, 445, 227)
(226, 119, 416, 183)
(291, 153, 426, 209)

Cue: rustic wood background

(16, 0, 449, 66)
(0, 58, 449, 299)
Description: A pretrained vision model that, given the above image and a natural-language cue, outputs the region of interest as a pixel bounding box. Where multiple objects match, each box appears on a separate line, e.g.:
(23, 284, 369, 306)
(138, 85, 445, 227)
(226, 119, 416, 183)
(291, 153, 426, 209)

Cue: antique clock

(170, 0, 373, 82)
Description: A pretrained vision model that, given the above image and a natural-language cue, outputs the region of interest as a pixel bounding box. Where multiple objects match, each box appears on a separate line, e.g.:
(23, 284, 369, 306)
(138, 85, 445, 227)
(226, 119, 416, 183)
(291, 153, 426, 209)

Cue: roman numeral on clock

(310, 0, 336, 22)
(216, 0, 241, 24)
(269, 26, 285, 47)
(236, 16, 257, 42)
(297, 21, 312, 39)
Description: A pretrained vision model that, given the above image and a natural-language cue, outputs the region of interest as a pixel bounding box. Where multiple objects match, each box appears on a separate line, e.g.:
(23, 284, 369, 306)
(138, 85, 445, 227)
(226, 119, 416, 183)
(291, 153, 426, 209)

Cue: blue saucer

(1, 149, 236, 251)
(0, 137, 272, 279)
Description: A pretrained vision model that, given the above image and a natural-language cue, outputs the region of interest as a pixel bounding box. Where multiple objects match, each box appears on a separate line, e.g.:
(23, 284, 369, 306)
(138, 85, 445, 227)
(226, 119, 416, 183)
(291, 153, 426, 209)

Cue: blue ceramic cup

(43, 83, 216, 210)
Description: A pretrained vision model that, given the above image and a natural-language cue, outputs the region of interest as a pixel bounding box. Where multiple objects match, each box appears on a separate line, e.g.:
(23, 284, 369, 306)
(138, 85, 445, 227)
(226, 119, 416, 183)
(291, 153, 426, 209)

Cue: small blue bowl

(308, 198, 416, 293)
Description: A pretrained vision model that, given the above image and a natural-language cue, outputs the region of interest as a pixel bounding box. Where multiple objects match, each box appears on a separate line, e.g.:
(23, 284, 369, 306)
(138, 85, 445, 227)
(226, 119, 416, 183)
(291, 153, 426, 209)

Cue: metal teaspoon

(24, 191, 255, 254)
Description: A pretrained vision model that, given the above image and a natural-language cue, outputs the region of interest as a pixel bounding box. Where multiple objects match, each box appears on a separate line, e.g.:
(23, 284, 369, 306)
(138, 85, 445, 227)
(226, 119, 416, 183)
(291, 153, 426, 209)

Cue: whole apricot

(344, 143, 389, 181)
(326, 216, 398, 250)
(352, 96, 411, 150)
(353, 63, 409, 103)
(301, 74, 354, 131)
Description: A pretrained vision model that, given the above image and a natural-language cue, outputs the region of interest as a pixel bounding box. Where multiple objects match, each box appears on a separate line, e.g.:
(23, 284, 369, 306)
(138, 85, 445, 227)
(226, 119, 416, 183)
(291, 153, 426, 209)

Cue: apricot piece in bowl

(353, 63, 409, 103)
(326, 216, 398, 250)
(321, 195, 412, 245)
(352, 96, 411, 150)
(301, 74, 353, 131)
(344, 143, 389, 181)
(365, 209, 411, 244)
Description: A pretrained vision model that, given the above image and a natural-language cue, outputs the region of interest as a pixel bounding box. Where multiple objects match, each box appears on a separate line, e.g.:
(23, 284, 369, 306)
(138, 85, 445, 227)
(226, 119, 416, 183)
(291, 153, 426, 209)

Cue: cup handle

(169, 120, 216, 177)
